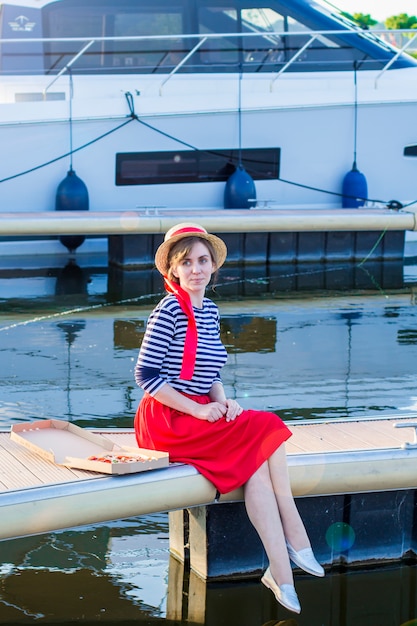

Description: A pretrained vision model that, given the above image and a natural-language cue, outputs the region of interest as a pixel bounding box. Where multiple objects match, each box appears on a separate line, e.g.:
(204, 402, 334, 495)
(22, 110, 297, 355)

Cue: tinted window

(196, 4, 377, 72)
(115, 148, 279, 185)
(404, 146, 417, 157)
(1, 0, 408, 75)
(44, 1, 188, 73)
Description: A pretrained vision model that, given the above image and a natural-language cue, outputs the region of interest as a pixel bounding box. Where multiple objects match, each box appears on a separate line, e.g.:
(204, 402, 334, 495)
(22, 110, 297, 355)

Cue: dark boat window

(115, 148, 279, 185)
(42, 1, 414, 74)
(1, 0, 414, 75)
(196, 5, 381, 72)
(197, 6, 239, 67)
(44, 1, 189, 73)
(404, 146, 417, 157)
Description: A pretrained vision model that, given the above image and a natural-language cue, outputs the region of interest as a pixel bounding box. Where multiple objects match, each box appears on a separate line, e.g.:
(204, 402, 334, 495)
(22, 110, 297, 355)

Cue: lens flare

(325, 522, 355, 552)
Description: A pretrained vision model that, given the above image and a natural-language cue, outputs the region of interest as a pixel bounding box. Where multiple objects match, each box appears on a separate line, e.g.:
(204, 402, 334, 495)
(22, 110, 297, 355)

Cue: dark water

(1, 257, 417, 625)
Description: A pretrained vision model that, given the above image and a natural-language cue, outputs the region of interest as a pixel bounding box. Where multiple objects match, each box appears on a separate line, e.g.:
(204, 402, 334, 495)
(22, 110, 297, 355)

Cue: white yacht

(0, 0, 416, 221)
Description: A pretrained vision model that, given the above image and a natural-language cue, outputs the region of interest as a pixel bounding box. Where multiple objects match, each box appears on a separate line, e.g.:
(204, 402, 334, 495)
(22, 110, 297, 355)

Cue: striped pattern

(135, 294, 228, 395)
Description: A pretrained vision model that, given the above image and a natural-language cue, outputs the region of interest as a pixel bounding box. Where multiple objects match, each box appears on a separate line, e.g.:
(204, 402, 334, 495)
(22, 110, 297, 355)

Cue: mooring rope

(0, 90, 415, 209)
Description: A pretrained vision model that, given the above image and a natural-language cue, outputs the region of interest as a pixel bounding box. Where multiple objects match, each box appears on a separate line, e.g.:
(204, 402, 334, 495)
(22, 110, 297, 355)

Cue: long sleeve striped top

(134, 294, 228, 396)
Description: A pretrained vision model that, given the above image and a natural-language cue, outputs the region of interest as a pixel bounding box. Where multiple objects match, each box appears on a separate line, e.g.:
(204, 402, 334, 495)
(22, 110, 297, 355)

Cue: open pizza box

(10, 419, 169, 475)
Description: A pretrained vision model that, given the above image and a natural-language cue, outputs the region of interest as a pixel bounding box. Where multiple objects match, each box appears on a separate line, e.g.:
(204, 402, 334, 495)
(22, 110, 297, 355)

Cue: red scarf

(164, 278, 198, 380)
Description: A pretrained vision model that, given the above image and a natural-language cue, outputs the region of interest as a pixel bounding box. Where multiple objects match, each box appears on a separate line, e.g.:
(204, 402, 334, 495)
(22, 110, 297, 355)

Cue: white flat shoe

(261, 566, 301, 614)
(286, 542, 325, 577)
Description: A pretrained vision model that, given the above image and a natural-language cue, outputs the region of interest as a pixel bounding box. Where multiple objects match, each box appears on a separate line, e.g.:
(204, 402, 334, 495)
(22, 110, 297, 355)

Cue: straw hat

(155, 222, 227, 276)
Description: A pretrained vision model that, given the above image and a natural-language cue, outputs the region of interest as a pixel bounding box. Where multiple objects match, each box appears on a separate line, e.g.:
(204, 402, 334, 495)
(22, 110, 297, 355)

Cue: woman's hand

(224, 398, 243, 422)
(192, 399, 243, 422)
(193, 401, 227, 422)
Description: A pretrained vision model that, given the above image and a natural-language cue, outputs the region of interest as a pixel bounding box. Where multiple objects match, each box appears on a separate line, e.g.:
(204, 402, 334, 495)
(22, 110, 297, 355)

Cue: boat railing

(269, 34, 318, 90)
(43, 40, 95, 95)
(158, 37, 207, 95)
(0, 28, 416, 94)
(374, 31, 417, 87)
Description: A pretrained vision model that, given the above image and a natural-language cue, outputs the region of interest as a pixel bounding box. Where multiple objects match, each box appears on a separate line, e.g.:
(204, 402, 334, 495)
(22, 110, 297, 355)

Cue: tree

(385, 13, 417, 54)
(385, 13, 417, 34)
(341, 12, 377, 29)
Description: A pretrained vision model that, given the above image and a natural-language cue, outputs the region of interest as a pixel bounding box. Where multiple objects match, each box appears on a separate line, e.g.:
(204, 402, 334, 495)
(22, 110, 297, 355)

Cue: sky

(323, 1, 416, 21)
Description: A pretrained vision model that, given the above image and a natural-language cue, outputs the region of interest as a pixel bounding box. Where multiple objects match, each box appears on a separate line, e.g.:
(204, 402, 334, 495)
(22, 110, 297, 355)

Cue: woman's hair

(166, 236, 219, 284)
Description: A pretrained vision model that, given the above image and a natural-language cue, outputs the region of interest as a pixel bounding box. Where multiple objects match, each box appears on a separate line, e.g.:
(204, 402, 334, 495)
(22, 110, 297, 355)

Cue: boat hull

(1, 70, 416, 214)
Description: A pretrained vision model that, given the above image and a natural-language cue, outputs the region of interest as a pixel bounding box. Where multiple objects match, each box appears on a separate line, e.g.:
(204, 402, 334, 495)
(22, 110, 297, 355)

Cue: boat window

(240, 8, 285, 69)
(111, 11, 189, 72)
(44, 2, 188, 73)
(115, 148, 279, 186)
(197, 6, 239, 68)
(1, 0, 413, 75)
(240, 10, 372, 71)
(195, 4, 375, 73)
(404, 146, 417, 157)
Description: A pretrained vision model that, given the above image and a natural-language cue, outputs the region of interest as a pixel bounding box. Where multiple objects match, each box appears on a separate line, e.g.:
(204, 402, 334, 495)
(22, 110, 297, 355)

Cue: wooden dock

(1, 415, 417, 543)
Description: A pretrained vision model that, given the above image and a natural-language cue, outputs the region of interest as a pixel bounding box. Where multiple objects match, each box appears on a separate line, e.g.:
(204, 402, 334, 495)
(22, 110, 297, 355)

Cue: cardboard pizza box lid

(10, 419, 168, 475)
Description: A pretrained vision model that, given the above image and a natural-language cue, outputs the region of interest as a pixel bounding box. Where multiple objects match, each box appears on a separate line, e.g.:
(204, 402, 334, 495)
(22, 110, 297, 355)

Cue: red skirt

(134, 393, 292, 494)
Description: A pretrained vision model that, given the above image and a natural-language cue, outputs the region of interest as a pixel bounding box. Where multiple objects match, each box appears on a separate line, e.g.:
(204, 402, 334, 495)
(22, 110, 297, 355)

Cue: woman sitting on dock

(134, 222, 324, 614)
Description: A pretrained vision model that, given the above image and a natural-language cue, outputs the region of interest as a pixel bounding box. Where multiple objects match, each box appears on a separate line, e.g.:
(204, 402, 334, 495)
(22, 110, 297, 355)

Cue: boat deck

(1, 415, 417, 542)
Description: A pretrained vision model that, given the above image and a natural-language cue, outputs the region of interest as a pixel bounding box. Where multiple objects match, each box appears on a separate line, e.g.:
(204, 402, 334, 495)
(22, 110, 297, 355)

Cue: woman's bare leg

(268, 444, 310, 551)
(244, 460, 293, 586)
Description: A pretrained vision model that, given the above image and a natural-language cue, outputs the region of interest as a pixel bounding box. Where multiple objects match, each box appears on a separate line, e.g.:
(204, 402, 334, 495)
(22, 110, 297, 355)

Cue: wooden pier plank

(285, 427, 343, 453)
(286, 417, 415, 455)
(359, 419, 415, 445)
(288, 422, 378, 452)
(327, 419, 410, 448)
(0, 417, 416, 494)
(0, 417, 417, 543)
(0, 433, 101, 491)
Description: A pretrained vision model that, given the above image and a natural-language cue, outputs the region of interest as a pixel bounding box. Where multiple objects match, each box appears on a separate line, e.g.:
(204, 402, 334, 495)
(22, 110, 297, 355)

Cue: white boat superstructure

(0, 0, 416, 220)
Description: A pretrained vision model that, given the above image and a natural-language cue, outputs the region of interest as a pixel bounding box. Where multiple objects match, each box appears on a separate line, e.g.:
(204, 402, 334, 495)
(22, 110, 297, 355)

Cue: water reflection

(55, 260, 90, 296)
(2, 292, 417, 425)
(114, 320, 146, 351)
(0, 517, 169, 624)
(1, 517, 417, 625)
(0, 257, 407, 307)
(117, 258, 401, 299)
(56, 320, 86, 420)
(221, 316, 276, 353)
(0, 257, 416, 624)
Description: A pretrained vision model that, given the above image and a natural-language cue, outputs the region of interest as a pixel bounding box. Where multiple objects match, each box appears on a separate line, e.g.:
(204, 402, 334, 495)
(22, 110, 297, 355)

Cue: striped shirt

(135, 294, 228, 396)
